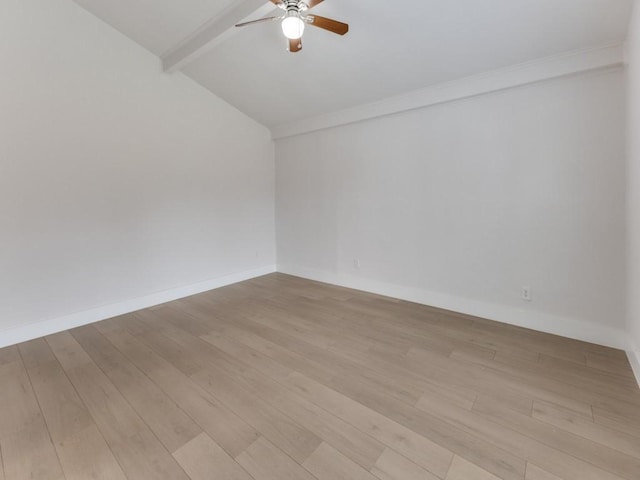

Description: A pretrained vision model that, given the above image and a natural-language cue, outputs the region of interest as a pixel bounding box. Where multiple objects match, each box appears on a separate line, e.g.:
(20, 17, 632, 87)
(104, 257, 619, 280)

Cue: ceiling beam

(162, 0, 276, 73)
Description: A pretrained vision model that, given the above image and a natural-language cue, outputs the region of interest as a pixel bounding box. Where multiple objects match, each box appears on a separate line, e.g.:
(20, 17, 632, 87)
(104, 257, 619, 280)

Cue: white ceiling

(74, 0, 236, 55)
(74, 0, 633, 128)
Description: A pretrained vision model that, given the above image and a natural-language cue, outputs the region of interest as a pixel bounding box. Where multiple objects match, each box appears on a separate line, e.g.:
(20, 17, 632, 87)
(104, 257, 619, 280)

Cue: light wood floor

(1, 273, 639, 480)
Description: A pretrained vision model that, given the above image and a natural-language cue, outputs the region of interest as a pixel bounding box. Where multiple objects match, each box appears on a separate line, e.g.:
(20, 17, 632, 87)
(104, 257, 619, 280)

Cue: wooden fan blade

(307, 15, 349, 35)
(306, 0, 325, 8)
(269, 0, 283, 5)
(235, 16, 279, 27)
(289, 38, 302, 53)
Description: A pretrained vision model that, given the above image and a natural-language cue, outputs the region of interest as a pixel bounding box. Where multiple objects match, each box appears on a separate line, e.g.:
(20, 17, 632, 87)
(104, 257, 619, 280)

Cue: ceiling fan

(235, 0, 349, 53)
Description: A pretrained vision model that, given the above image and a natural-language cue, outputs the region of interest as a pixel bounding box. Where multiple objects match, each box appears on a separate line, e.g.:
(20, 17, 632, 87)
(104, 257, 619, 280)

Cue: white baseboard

(0, 265, 276, 349)
(628, 347, 640, 388)
(277, 264, 627, 351)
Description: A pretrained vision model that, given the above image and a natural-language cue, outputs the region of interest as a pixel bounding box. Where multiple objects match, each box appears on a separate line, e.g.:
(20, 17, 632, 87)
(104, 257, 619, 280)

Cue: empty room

(2, 0, 640, 479)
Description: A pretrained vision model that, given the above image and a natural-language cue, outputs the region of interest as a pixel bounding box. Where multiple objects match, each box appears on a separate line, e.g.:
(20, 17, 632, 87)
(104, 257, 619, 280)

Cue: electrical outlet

(353, 259, 361, 269)
(521, 286, 532, 302)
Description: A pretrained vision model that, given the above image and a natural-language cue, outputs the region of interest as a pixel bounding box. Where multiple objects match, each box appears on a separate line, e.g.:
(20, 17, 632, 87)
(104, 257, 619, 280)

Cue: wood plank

(473, 397, 634, 480)
(407, 347, 593, 417)
(593, 408, 640, 438)
(46, 332, 189, 480)
(44, 425, 126, 480)
(326, 371, 525, 480)
(198, 331, 389, 470)
(532, 401, 640, 459)
(302, 442, 378, 480)
(343, 348, 484, 411)
(201, 331, 294, 382)
(473, 393, 533, 416)
(449, 343, 496, 364)
(338, 362, 627, 480)
(345, 344, 535, 415)
(222, 325, 336, 384)
(45, 332, 92, 370)
(136, 314, 247, 379)
(173, 433, 252, 480)
(446, 455, 501, 480)
(370, 448, 440, 480)
(148, 305, 218, 337)
(469, 317, 594, 364)
(18, 339, 127, 480)
(235, 437, 316, 480)
(69, 325, 202, 453)
(219, 315, 428, 405)
(492, 352, 640, 408)
(238, 365, 387, 470)
(0, 353, 64, 480)
(95, 324, 260, 458)
(209, 304, 484, 416)
(0, 346, 20, 366)
(417, 387, 477, 413)
(525, 463, 564, 480)
(127, 316, 203, 375)
(283, 372, 459, 479)
(191, 366, 322, 464)
(586, 351, 637, 377)
(281, 300, 434, 356)
(326, 295, 541, 364)
(539, 354, 638, 391)
(17, 340, 94, 442)
(0, 359, 43, 437)
(1, 420, 65, 480)
(592, 397, 640, 422)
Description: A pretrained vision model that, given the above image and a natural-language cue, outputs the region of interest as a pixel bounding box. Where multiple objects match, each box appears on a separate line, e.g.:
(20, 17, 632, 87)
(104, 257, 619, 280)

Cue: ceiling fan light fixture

(235, 0, 348, 53)
(281, 15, 305, 39)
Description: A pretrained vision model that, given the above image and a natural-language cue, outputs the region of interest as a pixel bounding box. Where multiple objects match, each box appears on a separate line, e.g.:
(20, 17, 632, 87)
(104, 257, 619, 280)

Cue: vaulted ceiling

(74, 0, 633, 130)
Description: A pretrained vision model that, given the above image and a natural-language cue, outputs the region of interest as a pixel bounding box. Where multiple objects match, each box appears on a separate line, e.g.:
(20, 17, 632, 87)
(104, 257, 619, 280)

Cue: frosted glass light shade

(282, 16, 305, 39)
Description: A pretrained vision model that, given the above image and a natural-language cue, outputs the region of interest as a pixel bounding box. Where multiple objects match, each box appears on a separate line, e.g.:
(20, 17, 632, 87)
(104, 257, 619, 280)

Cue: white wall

(0, 0, 275, 344)
(276, 70, 627, 348)
(627, 0, 640, 376)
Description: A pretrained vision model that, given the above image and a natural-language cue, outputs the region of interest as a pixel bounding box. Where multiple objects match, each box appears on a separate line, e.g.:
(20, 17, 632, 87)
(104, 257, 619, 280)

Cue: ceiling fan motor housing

(283, 0, 308, 16)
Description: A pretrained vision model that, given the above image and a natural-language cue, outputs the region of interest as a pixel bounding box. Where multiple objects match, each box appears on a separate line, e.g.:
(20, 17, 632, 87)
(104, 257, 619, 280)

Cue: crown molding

(271, 43, 624, 140)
